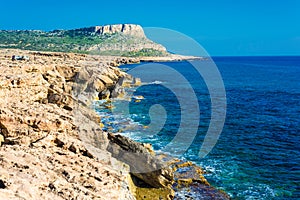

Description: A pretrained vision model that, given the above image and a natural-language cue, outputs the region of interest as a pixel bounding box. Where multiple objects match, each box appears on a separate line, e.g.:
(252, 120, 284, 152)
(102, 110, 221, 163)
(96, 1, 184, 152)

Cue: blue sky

(1, 0, 299, 56)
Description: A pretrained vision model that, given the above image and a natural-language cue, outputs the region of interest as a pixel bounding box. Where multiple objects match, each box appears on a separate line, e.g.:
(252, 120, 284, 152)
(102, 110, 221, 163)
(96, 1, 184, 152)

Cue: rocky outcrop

(76, 24, 146, 38)
(107, 133, 173, 188)
(98, 24, 145, 38)
(0, 49, 138, 199)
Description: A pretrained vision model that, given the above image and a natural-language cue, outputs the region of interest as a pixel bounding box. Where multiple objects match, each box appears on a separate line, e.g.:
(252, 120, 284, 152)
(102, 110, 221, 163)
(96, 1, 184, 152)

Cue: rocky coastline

(0, 48, 229, 199)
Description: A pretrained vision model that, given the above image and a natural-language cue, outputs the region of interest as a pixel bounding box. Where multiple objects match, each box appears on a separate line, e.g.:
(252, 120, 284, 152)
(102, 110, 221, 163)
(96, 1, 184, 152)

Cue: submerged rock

(174, 183, 230, 200)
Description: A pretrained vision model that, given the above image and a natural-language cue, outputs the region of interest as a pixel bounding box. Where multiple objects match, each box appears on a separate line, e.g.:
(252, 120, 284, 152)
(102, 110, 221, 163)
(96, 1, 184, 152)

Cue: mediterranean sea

(96, 56, 300, 199)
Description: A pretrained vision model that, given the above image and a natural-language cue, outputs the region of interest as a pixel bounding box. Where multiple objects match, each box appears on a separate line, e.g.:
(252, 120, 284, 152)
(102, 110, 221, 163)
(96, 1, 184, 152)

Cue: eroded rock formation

(0, 48, 228, 200)
(0, 49, 138, 199)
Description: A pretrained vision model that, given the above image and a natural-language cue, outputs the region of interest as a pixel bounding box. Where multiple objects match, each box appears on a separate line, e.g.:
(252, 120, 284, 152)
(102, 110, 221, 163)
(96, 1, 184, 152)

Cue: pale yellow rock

(0, 134, 4, 146)
(0, 49, 137, 200)
(99, 75, 114, 86)
(99, 122, 105, 128)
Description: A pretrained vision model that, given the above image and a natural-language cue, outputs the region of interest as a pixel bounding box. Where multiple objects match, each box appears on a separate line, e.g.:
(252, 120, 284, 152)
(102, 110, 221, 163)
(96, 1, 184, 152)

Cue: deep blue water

(95, 56, 300, 199)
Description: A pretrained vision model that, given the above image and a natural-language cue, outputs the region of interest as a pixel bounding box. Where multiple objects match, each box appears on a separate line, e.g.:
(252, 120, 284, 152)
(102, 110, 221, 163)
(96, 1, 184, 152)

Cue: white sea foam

(141, 80, 164, 85)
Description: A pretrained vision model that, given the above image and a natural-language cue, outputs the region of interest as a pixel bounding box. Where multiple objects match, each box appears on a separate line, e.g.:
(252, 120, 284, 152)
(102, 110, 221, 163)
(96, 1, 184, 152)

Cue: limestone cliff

(73, 24, 166, 53)
(77, 24, 146, 38)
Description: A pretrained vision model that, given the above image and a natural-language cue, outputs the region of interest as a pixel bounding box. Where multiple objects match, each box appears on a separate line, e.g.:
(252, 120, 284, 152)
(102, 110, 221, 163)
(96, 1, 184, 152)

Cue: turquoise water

(95, 57, 300, 199)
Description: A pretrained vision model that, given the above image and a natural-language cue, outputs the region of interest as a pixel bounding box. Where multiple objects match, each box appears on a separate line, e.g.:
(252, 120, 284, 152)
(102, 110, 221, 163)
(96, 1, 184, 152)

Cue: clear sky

(1, 0, 299, 56)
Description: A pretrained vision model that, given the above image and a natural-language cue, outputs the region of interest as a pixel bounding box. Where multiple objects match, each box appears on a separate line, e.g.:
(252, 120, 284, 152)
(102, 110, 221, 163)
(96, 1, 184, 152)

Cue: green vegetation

(121, 49, 167, 57)
(0, 29, 167, 57)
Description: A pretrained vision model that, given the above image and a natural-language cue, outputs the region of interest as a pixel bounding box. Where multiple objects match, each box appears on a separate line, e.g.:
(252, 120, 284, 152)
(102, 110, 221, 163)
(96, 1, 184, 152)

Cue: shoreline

(0, 48, 229, 199)
(95, 54, 230, 199)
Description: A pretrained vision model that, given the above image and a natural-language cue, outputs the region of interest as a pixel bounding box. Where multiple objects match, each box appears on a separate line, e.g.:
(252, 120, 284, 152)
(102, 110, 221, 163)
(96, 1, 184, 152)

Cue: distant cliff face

(97, 24, 145, 38)
(76, 24, 146, 38)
